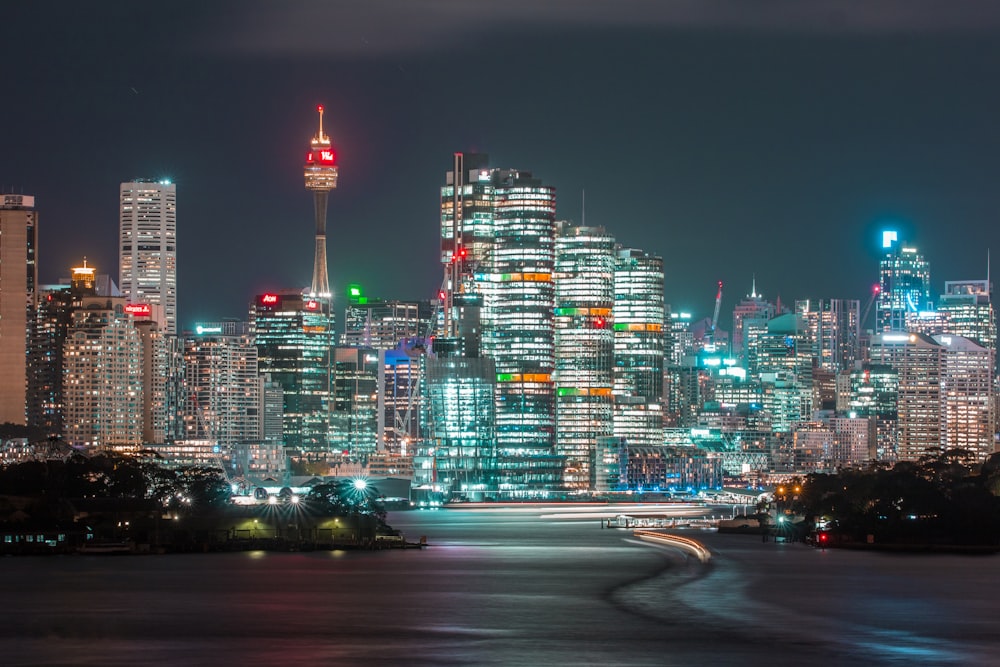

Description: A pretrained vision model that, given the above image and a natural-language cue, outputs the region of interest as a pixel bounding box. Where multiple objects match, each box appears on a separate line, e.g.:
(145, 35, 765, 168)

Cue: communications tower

(304, 105, 338, 297)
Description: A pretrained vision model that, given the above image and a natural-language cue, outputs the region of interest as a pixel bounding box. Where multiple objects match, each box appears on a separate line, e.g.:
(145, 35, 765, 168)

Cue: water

(1, 505, 998, 666)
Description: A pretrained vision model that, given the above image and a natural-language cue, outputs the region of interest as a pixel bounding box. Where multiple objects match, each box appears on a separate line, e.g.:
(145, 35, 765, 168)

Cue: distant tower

(119, 180, 177, 335)
(304, 105, 338, 298)
(876, 231, 930, 332)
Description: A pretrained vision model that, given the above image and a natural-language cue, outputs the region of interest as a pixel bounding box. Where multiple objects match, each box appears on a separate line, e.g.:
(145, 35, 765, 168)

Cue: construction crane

(705, 281, 723, 350)
(861, 283, 880, 331)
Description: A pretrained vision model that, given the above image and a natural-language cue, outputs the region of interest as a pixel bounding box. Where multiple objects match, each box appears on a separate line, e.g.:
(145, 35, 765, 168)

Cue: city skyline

(3, 3, 1000, 329)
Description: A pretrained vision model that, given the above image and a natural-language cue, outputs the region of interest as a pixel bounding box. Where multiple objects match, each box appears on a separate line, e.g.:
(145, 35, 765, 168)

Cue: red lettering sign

(305, 300, 319, 311)
(125, 303, 151, 316)
(261, 294, 279, 305)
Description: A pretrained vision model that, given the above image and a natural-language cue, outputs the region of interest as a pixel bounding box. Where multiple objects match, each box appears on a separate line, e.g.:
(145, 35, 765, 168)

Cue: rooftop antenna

(581, 189, 586, 227)
(751, 274, 758, 299)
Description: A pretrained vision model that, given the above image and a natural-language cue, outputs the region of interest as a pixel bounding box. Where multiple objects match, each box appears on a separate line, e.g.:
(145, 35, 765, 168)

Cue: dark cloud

(209, 0, 1000, 57)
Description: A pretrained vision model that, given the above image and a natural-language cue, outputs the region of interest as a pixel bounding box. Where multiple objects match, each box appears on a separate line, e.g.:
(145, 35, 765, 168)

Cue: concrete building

(0, 194, 38, 424)
(119, 180, 177, 335)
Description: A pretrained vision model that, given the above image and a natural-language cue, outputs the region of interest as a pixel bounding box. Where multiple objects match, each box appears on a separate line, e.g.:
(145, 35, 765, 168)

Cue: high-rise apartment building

(869, 332, 943, 462)
(119, 180, 177, 335)
(28, 261, 93, 434)
(182, 328, 260, 447)
(876, 231, 930, 333)
(612, 247, 665, 447)
(0, 194, 38, 424)
(554, 224, 615, 489)
(933, 334, 994, 460)
(63, 296, 143, 449)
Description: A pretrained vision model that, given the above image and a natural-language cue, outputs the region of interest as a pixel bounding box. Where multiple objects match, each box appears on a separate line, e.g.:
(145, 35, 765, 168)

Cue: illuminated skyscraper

(731, 279, 775, 362)
(933, 334, 994, 461)
(303, 105, 338, 298)
(330, 347, 379, 459)
(182, 327, 260, 447)
(869, 332, 943, 462)
(876, 231, 930, 333)
(63, 296, 143, 450)
(28, 260, 93, 434)
(0, 194, 38, 424)
(795, 299, 861, 373)
(554, 224, 615, 489)
(936, 280, 995, 350)
(486, 169, 558, 460)
(251, 292, 333, 459)
(119, 180, 177, 335)
(431, 156, 567, 495)
(612, 247, 665, 447)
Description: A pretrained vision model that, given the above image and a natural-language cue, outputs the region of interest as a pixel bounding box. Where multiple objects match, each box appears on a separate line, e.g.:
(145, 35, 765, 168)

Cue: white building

(119, 180, 177, 335)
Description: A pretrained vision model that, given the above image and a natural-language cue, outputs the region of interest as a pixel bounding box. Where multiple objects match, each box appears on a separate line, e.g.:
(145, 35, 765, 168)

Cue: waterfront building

(876, 232, 931, 333)
(554, 223, 615, 489)
(182, 327, 260, 448)
(485, 168, 558, 459)
(0, 194, 38, 424)
(869, 332, 943, 462)
(418, 356, 497, 500)
(119, 180, 177, 335)
(612, 248, 665, 448)
(251, 292, 333, 459)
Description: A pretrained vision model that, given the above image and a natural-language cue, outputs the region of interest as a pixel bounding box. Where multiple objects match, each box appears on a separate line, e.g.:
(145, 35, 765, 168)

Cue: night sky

(4, 1, 1000, 330)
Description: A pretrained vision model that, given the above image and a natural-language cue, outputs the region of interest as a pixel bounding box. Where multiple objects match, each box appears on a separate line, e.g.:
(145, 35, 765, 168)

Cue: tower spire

(304, 104, 338, 298)
(751, 274, 758, 299)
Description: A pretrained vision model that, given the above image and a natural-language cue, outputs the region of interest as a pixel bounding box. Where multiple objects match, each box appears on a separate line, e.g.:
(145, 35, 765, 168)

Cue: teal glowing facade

(554, 224, 615, 489)
(418, 356, 497, 499)
(483, 169, 558, 459)
(251, 292, 333, 459)
(877, 233, 931, 332)
(612, 248, 665, 448)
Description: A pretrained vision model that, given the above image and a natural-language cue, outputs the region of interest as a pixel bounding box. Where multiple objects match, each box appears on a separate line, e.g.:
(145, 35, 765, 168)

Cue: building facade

(554, 224, 615, 489)
(0, 194, 38, 424)
(119, 180, 177, 335)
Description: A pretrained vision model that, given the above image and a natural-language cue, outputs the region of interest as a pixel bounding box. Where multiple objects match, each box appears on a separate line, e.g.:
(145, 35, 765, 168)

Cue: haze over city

(4, 1, 1000, 328)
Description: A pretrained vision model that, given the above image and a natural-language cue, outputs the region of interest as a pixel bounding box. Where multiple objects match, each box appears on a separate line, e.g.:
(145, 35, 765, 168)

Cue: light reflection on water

(0, 505, 998, 666)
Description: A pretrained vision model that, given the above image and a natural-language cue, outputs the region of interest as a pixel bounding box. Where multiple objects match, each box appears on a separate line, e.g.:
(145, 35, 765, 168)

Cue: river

(1, 504, 997, 665)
